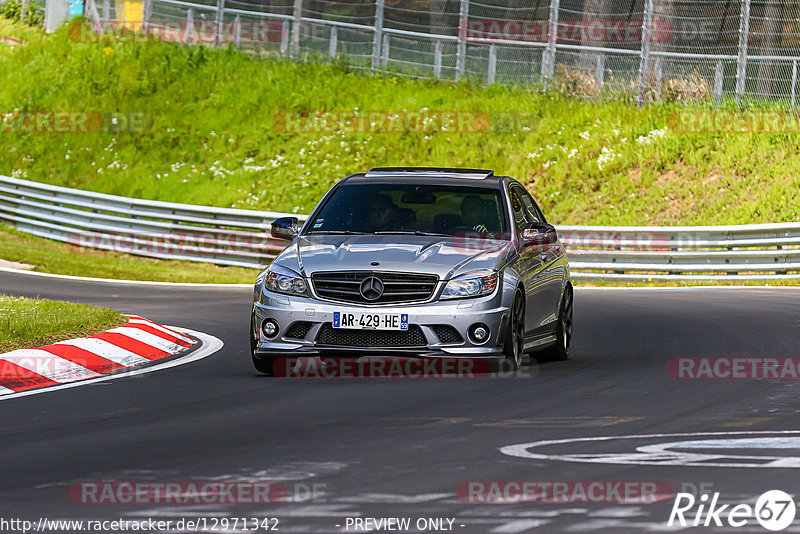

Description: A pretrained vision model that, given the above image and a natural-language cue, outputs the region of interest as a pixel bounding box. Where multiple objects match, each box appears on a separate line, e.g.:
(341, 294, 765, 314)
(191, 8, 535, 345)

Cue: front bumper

(253, 291, 511, 357)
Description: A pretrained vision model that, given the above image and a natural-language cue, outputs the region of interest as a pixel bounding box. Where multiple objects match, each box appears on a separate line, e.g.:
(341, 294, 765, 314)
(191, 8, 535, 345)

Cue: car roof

(343, 167, 506, 187)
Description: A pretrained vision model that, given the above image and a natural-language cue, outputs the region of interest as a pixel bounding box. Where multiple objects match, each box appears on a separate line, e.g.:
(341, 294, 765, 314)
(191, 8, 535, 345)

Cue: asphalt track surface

(2, 269, 800, 533)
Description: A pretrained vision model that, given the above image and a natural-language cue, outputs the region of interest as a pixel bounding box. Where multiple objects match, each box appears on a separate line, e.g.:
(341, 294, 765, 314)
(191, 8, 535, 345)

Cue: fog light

(469, 323, 490, 344)
(262, 319, 279, 339)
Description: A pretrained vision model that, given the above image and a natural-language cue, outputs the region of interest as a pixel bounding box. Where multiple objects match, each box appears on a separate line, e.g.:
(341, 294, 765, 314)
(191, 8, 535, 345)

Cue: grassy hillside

(0, 19, 798, 226)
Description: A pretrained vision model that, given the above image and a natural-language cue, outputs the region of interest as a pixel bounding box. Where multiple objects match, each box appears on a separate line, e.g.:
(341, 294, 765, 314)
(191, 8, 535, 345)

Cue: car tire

(502, 289, 525, 370)
(538, 286, 573, 361)
(251, 313, 277, 376)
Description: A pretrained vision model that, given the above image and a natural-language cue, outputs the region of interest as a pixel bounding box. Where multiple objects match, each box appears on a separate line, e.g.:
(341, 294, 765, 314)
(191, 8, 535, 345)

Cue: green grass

(0, 294, 126, 352)
(0, 224, 256, 283)
(0, 19, 797, 227)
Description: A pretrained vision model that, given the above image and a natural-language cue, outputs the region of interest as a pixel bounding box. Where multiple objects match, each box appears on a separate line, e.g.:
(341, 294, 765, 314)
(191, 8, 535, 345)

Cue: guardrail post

(290, 0, 302, 58)
(541, 0, 559, 86)
(434, 40, 443, 79)
(736, 0, 751, 107)
(185, 8, 194, 43)
(280, 20, 290, 55)
(329, 25, 338, 58)
(456, 0, 469, 81)
(371, 0, 385, 74)
(714, 60, 724, 106)
(792, 60, 797, 108)
(636, 0, 655, 105)
(595, 53, 605, 91)
(487, 44, 497, 85)
(214, 0, 225, 47)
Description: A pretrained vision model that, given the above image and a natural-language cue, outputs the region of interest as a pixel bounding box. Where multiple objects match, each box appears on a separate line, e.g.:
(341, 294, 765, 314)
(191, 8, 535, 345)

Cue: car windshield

(305, 183, 508, 237)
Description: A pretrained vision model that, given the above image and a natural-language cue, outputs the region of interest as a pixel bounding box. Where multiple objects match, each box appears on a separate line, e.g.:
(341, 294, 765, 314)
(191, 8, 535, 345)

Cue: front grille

(316, 323, 427, 348)
(432, 325, 463, 344)
(284, 321, 313, 339)
(311, 271, 439, 305)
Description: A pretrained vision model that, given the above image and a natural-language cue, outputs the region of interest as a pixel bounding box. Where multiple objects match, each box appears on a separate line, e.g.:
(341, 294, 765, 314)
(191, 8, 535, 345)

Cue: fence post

(328, 25, 338, 58)
(595, 53, 605, 90)
(736, 0, 751, 107)
(280, 20, 290, 55)
(654, 56, 663, 100)
(290, 0, 302, 58)
(792, 60, 797, 108)
(233, 14, 241, 47)
(371, 0, 384, 73)
(636, 0, 655, 105)
(102, 0, 109, 21)
(456, 0, 469, 81)
(185, 8, 194, 43)
(487, 44, 497, 85)
(381, 34, 390, 64)
(214, 0, 225, 47)
(714, 60, 724, 106)
(434, 40, 442, 79)
(141, 0, 152, 33)
(541, 0, 559, 85)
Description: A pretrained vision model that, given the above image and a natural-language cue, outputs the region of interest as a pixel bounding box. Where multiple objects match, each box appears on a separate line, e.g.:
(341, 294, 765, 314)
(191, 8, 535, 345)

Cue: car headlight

(265, 265, 307, 296)
(440, 270, 498, 300)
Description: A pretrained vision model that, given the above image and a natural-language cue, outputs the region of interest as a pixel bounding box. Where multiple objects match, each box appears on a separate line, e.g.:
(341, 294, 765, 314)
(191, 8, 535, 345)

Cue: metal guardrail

(0, 175, 306, 269)
(1, 175, 799, 280)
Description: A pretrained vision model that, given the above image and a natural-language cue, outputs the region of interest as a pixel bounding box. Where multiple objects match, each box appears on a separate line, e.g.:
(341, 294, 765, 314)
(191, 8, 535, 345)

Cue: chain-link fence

(76, 0, 800, 107)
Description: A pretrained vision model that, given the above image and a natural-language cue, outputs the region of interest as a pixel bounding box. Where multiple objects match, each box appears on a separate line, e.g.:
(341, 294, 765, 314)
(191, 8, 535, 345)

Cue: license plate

(332, 311, 409, 331)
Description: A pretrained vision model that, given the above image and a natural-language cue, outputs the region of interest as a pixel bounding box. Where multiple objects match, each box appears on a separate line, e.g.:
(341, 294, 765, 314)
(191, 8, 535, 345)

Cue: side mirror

(521, 222, 558, 249)
(271, 217, 299, 240)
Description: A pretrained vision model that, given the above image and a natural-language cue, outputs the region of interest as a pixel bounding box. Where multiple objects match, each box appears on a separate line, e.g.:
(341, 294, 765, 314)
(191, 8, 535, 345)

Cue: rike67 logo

(668, 490, 796, 531)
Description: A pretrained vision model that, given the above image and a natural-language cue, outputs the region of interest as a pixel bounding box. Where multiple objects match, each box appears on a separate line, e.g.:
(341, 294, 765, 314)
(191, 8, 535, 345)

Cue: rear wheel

(502, 289, 525, 370)
(539, 286, 573, 361)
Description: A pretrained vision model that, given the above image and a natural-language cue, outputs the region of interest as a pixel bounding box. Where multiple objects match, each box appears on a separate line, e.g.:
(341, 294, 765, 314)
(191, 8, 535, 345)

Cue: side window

(511, 186, 540, 225)
(509, 187, 527, 231)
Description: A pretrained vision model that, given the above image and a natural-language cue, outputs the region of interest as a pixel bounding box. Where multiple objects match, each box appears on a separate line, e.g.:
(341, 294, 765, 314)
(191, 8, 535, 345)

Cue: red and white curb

(0, 315, 210, 397)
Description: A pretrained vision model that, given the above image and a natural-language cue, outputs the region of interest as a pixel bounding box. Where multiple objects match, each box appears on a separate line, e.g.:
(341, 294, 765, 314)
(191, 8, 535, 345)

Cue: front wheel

(502, 289, 525, 370)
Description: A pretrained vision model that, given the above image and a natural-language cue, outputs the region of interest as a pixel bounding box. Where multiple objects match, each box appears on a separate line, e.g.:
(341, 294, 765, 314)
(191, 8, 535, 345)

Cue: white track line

(0, 265, 253, 288)
(0, 328, 223, 401)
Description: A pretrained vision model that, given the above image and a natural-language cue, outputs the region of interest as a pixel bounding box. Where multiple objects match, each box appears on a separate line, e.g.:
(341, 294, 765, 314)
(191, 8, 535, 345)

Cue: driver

(461, 195, 491, 233)
(368, 194, 401, 231)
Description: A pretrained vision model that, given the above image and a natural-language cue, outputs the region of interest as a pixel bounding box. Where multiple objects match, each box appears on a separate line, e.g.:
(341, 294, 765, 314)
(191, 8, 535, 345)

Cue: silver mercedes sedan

(250, 167, 572, 375)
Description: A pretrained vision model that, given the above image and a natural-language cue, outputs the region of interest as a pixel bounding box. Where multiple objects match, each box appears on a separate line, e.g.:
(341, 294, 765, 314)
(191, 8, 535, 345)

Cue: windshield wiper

(373, 230, 451, 237)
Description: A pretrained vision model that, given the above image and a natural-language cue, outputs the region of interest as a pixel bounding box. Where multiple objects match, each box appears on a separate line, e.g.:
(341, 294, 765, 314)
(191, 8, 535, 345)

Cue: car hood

(273, 234, 512, 280)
